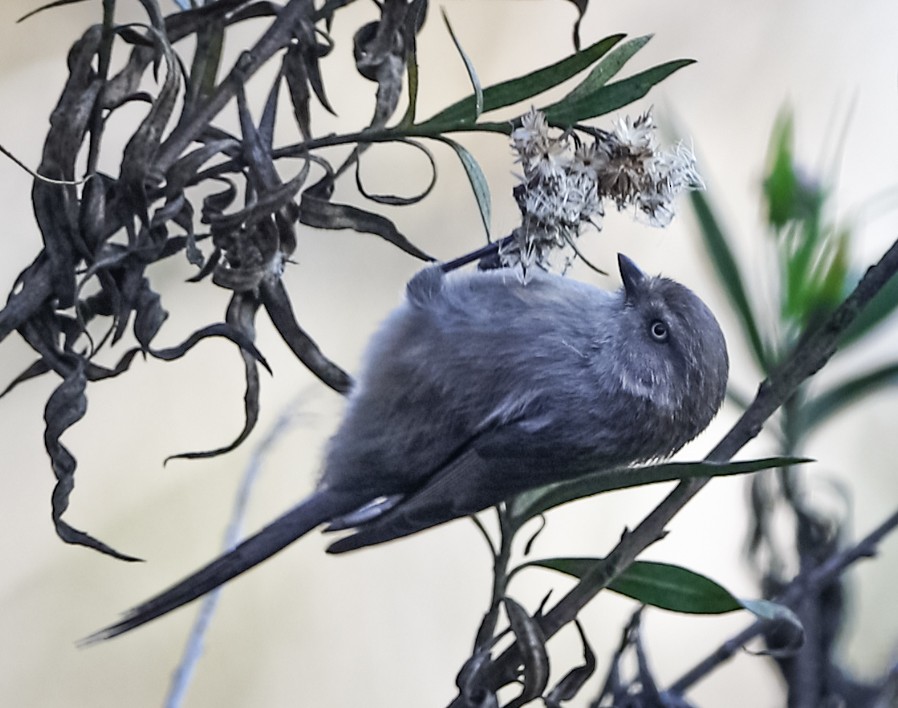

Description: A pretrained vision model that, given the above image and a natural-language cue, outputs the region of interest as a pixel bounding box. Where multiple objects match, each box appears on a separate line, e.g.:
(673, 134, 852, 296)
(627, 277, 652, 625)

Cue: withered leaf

(259, 277, 351, 393)
(166, 292, 264, 462)
(149, 322, 271, 375)
(504, 597, 550, 708)
(299, 193, 432, 261)
(44, 361, 141, 561)
(544, 621, 596, 707)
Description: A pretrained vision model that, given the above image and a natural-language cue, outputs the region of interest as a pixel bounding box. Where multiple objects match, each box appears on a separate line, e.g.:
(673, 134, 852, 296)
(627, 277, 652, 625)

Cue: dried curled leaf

(504, 597, 550, 708)
(299, 193, 432, 261)
(44, 362, 140, 561)
(165, 292, 264, 462)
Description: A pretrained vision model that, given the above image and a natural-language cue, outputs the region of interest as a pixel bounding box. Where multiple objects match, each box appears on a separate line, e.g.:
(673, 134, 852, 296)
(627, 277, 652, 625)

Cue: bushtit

(87, 254, 728, 641)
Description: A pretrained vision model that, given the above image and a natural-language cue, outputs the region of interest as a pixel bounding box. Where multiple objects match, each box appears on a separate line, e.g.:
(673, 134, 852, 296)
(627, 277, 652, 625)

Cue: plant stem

(444, 234, 898, 706)
(668, 506, 898, 694)
(472, 507, 514, 651)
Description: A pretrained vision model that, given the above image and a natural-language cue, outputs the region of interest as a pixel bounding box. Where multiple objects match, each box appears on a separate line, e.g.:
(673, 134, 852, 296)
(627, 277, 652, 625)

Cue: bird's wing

(325, 445, 497, 553)
(324, 421, 596, 554)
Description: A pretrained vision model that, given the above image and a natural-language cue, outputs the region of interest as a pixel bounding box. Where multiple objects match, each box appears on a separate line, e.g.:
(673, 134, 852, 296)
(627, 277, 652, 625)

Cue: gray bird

(86, 254, 728, 642)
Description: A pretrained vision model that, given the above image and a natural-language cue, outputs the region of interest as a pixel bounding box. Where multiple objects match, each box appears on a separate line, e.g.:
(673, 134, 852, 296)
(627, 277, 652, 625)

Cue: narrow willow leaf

(399, 51, 420, 128)
(435, 137, 492, 240)
(166, 141, 237, 197)
(133, 280, 169, 350)
(182, 16, 224, 119)
(1, 359, 51, 398)
(259, 279, 353, 394)
(0, 258, 54, 342)
(33, 26, 103, 309)
(526, 559, 804, 648)
(763, 112, 800, 230)
(544, 620, 596, 705)
(543, 59, 694, 126)
(259, 61, 282, 151)
(294, 11, 335, 116)
(804, 362, 898, 430)
(525, 559, 741, 613)
(299, 194, 433, 261)
(236, 86, 279, 189)
(613, 562, 740, 614)
(45, 363, 141, 561)
(226, 1, 281, 24)
(284, 43, 313, 139)
(149, 322, 271, 375)
(504, 597, 550, 705)
(561, 34, 652, 105)
(118, 24, 180, 227)
(689, 190, 769, 370)
(421, 33, 624, 127)
(441, 8, 483, 120)
(18, 0, 91, 22)
(83, 348, 142, 382)
(510, 457, 810, 524)
(166, 293, 263, 462)
(806, 227, 849, 323)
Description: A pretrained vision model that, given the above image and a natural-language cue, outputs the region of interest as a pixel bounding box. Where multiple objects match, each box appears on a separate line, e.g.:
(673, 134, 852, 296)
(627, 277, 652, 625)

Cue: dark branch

(445, 236, 898, 705)
(669, 506, 898, 693)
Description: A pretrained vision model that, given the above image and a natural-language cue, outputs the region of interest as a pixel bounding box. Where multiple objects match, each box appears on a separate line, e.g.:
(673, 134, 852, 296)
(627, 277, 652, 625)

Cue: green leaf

(524, 560, 804, 643)
(527, 559, 741, 613)
(421, 33, 625, 127)
(763, 111, 825, 232)
(542, 59, 694, 126)
(689, 189, 769, 371)
(435, 137, 491, 239)
(613, 562, 741, 613)
(561, 34, 652, 104)
(809, 227, 849, 318)
(509, 457, 809, 524)
(441, 8, 482, 120)
(764, 112, 799, 230)
(804, 362, 898, 429)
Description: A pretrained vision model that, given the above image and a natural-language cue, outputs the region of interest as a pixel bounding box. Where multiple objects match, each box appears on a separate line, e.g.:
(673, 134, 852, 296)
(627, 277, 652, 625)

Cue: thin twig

(164, 396, 304, 708)
(472, 506, 515, 651)
(440, 236, 512, 273)
(668, 505, 898, 694)
(445, 236, 898, 705)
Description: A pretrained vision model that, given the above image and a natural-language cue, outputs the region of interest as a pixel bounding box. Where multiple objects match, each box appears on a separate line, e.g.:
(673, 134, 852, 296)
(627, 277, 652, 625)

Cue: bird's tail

(81, 488, 358, 644)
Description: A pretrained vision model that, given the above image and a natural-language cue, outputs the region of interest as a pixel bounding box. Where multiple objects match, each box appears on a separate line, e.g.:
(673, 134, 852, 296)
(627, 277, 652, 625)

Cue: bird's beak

(618, 253, 647, 301)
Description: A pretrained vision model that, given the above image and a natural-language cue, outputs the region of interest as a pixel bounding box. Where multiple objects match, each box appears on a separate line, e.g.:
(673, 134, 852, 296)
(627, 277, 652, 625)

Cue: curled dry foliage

(0, 0, 431, 558)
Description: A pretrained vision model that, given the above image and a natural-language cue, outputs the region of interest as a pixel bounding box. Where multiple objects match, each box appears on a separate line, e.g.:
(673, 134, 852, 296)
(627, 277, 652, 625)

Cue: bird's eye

(649, 320, 669, 342)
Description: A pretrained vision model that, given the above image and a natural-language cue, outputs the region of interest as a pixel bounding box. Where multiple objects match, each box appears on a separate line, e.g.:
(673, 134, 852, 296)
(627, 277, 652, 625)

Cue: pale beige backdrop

(1, 1, 897, 707)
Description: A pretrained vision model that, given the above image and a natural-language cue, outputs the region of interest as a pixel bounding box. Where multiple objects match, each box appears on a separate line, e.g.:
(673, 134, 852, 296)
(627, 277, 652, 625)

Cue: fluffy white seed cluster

(503, 107, 704, 273)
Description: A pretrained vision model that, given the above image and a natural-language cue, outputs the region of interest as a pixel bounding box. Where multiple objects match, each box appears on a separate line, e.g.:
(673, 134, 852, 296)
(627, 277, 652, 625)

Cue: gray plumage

(85, 254, 728, 642)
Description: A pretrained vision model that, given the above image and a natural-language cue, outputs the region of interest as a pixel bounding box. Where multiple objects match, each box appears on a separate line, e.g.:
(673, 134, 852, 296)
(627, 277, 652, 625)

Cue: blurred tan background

(1, 1, 897, 706)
